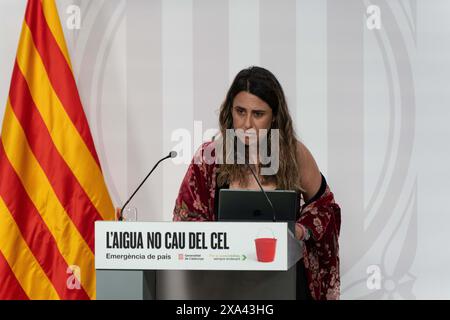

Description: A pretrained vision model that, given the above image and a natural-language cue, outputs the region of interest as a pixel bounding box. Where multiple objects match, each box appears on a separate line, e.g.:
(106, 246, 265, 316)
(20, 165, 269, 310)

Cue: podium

(95, 221, 304, 300)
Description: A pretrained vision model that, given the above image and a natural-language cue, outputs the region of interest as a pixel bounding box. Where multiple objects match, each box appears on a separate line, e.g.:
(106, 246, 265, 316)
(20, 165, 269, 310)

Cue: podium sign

(95, 221, 299, 271)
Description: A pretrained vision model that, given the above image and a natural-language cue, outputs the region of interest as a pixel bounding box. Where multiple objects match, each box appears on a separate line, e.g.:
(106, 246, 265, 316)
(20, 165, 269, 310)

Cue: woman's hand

(295, 223, 305, 241)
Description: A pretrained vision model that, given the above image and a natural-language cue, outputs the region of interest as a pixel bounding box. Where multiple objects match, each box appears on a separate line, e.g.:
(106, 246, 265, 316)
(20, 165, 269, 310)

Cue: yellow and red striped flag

(0, 0, 115, 299)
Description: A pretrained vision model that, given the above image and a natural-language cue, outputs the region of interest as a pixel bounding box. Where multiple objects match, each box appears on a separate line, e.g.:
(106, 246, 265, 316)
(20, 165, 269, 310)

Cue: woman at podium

(173, 66, 341, 300)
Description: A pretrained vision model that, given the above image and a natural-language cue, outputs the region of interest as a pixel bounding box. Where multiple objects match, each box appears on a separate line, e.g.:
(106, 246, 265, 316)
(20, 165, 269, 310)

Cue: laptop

(217, 189, 299, 233)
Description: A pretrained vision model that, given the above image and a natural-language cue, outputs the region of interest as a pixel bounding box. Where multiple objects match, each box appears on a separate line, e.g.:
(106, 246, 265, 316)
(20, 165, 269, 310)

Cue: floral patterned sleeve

(173, 142, 217, 222)
(298, 186, 341, 241)
(297, 185, 341, 300)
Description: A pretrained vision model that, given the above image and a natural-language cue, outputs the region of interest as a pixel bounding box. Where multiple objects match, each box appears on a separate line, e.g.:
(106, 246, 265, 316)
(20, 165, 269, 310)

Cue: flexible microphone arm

(246, 163, 277, 222)
(119, 151, 177, 220)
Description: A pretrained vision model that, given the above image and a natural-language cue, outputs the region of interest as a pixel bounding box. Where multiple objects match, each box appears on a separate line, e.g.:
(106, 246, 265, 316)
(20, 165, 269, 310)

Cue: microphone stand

(119, 151, 177, 221)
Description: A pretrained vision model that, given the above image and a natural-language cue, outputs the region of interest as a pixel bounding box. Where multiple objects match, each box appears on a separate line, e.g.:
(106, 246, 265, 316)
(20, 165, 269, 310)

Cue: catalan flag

(0, 0, 115, 299)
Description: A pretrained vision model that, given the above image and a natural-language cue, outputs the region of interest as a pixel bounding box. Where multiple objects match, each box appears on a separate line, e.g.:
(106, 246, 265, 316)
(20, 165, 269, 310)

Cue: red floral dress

(173, 142, 341, 300)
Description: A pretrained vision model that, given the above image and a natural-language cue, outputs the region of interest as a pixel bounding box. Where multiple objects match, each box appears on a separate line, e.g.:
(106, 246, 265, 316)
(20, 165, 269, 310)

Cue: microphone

(119, 151, 177, 221)
(246, 163, 277, 222)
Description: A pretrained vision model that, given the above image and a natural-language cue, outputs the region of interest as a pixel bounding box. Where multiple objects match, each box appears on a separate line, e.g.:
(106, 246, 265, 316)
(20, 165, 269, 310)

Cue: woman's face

(231, 91, 273, 145)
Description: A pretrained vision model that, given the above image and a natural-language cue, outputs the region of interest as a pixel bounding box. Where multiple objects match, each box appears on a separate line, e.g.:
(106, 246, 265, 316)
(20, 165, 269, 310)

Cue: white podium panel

(95, 221, 302, 271)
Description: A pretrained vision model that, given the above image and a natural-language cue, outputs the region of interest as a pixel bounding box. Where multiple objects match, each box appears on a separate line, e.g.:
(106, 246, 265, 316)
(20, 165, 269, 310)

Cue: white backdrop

(1, 0, 449, 299)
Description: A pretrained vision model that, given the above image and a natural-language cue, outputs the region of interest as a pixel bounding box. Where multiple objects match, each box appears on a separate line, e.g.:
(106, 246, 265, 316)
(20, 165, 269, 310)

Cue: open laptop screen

(217, 189, 299, 232)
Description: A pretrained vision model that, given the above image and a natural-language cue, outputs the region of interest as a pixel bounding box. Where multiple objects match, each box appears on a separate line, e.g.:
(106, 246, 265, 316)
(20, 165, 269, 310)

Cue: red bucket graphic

(254, 237, 277, 263)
